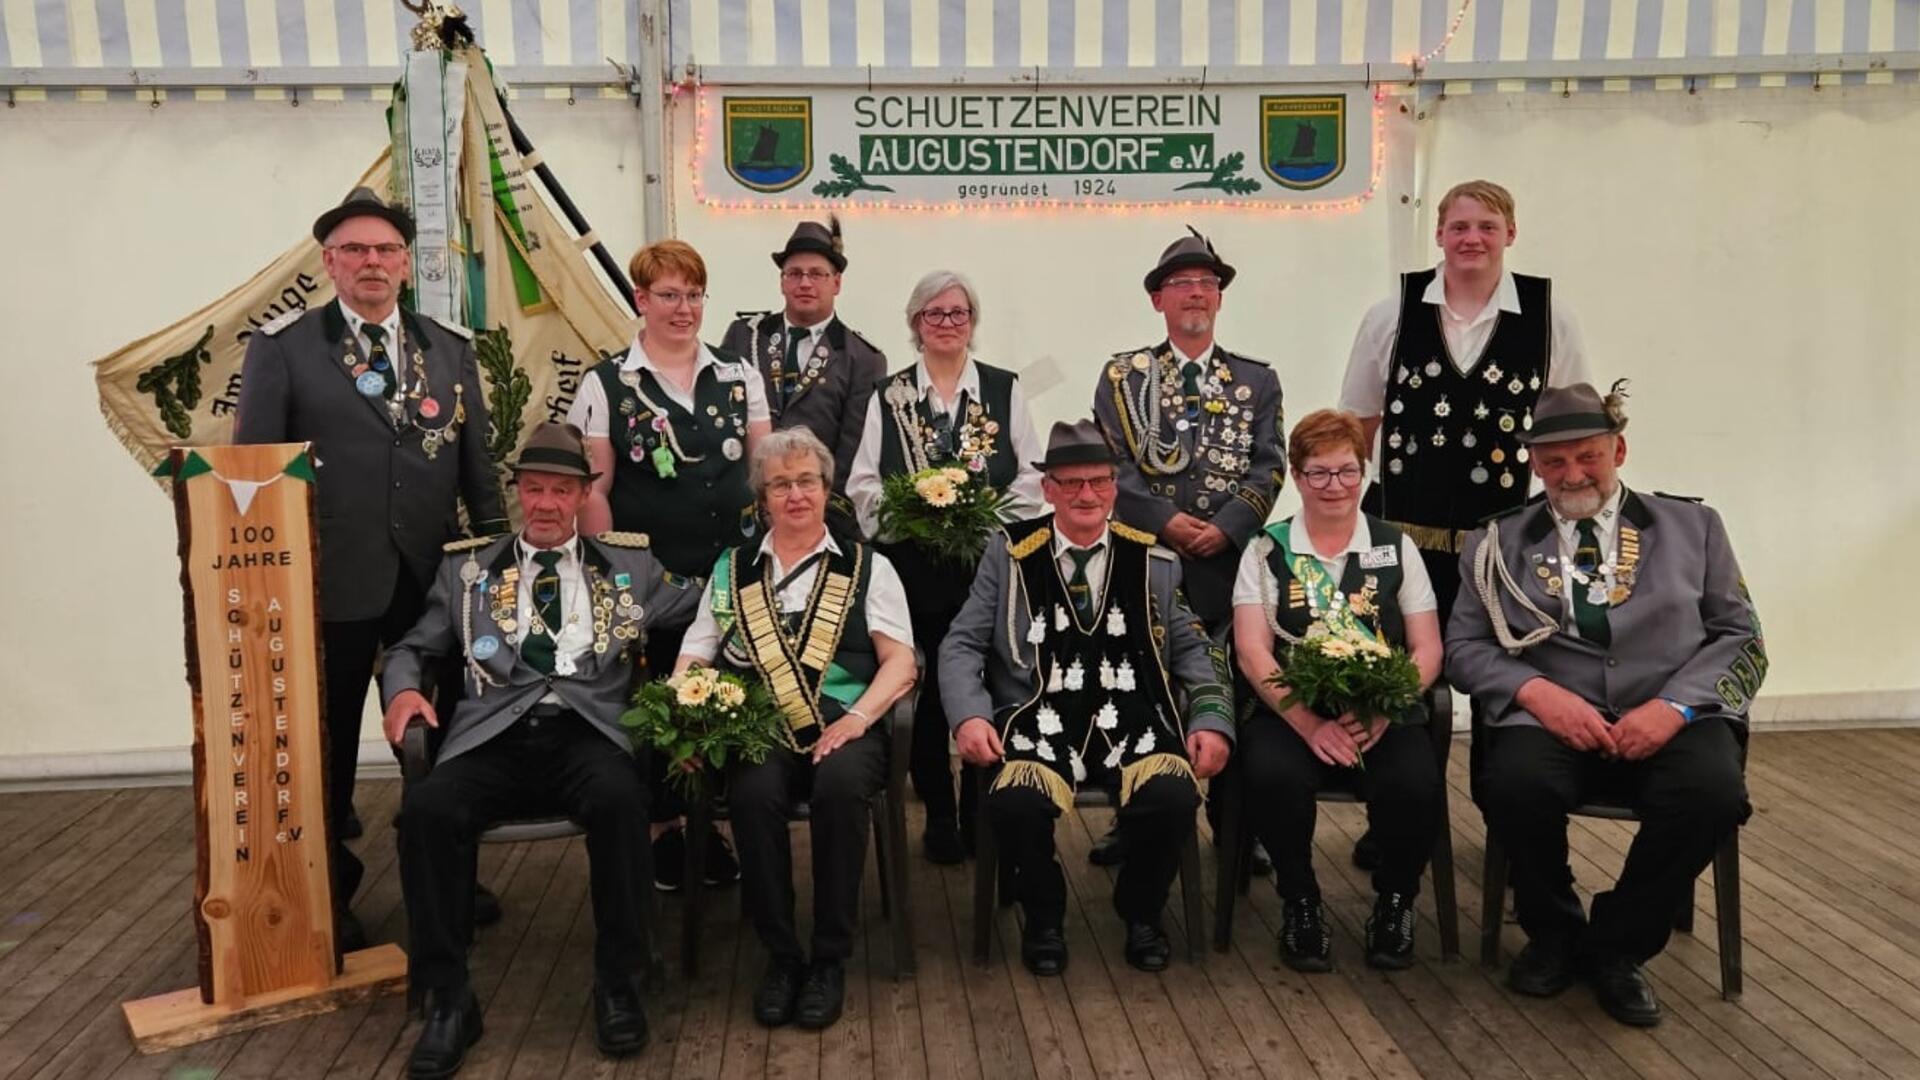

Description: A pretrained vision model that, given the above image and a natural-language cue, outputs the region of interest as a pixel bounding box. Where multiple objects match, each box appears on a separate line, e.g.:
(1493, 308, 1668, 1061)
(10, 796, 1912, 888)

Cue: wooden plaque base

(121, 943, 408, 1054)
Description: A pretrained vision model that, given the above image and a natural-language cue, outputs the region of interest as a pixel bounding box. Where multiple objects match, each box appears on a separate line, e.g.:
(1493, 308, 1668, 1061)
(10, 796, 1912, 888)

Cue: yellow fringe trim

(1007, 527, 1052, 561)
(1109, 520, 1157, 546)
(991, 759, 1075, 815)
(1119, 753, 1196, 806)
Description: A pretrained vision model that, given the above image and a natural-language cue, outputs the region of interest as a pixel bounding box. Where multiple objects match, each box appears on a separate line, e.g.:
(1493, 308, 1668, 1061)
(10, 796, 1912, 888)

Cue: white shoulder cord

(1471, 519, 1560, 653)
(1252, 534, 1307, 647)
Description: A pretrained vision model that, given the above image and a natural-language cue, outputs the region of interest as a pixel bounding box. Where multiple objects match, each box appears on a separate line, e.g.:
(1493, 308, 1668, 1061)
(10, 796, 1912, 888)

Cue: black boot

(1507, 937, 1577, 998)
(1020, 924, 1068, 977)
(752, 956, 804, 1027)
(592, 974, 650, 1056)
(1588, 953, 1663, 1027)
(1123, 920, 1172, 972)
(794, 960, 847, 1030)
(407, 985, 482, 1079)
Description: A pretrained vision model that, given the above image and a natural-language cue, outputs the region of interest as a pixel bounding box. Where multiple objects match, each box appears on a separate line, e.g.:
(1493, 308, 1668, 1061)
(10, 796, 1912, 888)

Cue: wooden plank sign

(123, 442, 404, 1053)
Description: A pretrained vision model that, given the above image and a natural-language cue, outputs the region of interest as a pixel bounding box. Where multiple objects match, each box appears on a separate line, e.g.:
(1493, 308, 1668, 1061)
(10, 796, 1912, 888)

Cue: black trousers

(987, 773, 1199, 929)
(320, 569, 438, 908)
(398, 712, 653, 991)
(884, 541, 977, 829)
(729, 726, 888, 962)
(1239, 712, 1440, 900)
(1482, 718, 1747, 962)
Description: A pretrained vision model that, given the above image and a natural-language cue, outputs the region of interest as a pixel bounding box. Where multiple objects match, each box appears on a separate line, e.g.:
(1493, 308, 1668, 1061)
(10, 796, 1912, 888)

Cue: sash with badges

(711, 544, 867, 751)
(1271, 521, 1391, 642)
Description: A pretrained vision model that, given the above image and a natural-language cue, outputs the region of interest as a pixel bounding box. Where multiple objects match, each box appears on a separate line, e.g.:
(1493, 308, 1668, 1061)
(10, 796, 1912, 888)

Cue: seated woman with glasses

(1229, 408, 1444, 974)
(568, 239, 774, 890)
(845, 269, 1045, 864)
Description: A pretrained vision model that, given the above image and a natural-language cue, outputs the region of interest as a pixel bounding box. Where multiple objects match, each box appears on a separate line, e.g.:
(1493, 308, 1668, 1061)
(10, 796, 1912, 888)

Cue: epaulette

(845, 325, 883, 354)
(444, 534, 502, 553)
(1216, 347, 1271, 369)
(1147, 545, 1179, 562)
(1110, 520, 1158, 546)
(1007, 527, 1051, 560)
(257, 308, 303, 337)
(597, 530, 652, 549)
(1652, 491, 1705, 504)
(426, 313, 474, 341)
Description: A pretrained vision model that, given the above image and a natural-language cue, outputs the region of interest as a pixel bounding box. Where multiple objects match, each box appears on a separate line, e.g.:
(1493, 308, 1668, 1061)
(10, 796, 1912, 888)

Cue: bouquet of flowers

(1270, 624, 1423, 738)
(876, 465, 1011, 564)
(619, 668, 786, 797)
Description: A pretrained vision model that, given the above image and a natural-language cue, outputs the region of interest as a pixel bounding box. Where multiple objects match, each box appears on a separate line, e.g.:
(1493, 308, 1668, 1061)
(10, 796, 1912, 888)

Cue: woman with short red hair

(1231, 408, 1445, 973)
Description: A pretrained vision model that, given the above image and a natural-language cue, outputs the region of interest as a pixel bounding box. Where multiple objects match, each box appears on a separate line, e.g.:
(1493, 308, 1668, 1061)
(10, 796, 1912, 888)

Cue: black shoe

(1351, 830, 1381, 871)
(922, 818, 965, 865)
(653, 828, 686, 893)
(472, 883, 502, 929)
(1089, 824, 1127, 867)
(794, 960, 846, 1030)
(752, 957, 804, 1027)
(342, 807, 364, 841)
(1588, 954, 1663, 1027)
(1279, 896, 1333, 973)
(1123, 920, 1172, 972)
(1020, 925, 1068, 977)
(1364, 892, 1417, 970)
(702, 825, 741, 886)
(1507, 938, 1577, 998)
(336, 911, 368, 954)
(407, 985, 482, 1079)
(592, 975, 650, 1056)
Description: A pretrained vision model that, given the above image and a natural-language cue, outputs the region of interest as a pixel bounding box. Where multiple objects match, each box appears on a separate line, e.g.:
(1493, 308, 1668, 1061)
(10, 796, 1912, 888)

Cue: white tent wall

(1, 76, 1915, 779)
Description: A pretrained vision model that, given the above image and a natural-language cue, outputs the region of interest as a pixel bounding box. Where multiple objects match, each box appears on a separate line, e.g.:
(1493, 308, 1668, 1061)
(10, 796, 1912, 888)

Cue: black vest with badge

(1264, 515, 1409, 647)
(593, 347, 758, 577)
(874, 361, 1020, 492)
(708, 541, 877, 751)
(1367, 269, 1552, 531)
(992, 516, 1192, 814)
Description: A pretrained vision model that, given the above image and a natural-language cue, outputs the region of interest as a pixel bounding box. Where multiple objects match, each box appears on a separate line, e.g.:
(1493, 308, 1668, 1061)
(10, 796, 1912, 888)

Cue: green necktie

(1066, 545, 1102, 622)
(1571, 519, 1612, 647)
(521, 549, 565, 675)
(362, 322, 396, 399)
(1180, 361, 1202, 420)
(781, 328, 805, 406)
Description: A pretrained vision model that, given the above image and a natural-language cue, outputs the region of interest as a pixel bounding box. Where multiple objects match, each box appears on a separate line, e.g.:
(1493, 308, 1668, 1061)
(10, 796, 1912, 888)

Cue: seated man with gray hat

(940, 420, 1235, 975)
(380, 422, 699, 1077)
(1448, 382, 1764, 1028)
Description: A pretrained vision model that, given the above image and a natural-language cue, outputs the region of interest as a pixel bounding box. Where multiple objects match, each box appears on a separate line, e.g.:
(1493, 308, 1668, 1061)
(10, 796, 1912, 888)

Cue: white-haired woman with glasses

(1230, 408, 1444, 975)
(845, 269, 1044, 864)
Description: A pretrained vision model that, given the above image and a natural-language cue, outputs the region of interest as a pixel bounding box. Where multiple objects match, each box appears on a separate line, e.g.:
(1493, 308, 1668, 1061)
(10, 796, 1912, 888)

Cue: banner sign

(696, 84, 1377, 210)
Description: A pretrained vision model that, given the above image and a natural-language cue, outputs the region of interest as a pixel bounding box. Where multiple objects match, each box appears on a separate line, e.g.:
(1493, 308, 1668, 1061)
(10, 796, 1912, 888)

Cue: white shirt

(1550, 484, 1626, 628)
(340, 303, 403, 363)
(1053, 525, 1113, 613)
(1169, 340, 1215, 371)
(514, 534, 592, 699)
(845, 356, 1047, 538)
(1338, 265, 1592, 426)
(567, 334, 771, 438)
(678, 530, 915, 662)
(1232, 515, 1437, 616)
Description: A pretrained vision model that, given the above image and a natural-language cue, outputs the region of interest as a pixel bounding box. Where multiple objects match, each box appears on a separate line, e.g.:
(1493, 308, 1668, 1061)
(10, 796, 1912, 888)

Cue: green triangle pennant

(175, 450, 212, 481)
(282, 452, 316, 483)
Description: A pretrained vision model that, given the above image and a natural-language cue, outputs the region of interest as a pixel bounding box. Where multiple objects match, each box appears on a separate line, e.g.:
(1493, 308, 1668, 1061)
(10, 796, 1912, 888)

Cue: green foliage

(619, 668, 787, 798)
(1173, 151, 1262, 196)
(474, 327, 530, 472)
(875, 466, 1011, 566)
(811, 154, 896, 198)
(1272, 628, 1423, 727)
(136, 325, 215, 438)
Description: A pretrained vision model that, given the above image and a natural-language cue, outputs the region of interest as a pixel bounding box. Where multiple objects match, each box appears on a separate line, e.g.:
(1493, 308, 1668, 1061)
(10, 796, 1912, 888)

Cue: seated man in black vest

(940, 420, 1234, 975)
(381, 423, 699, 1078)
(674, 428, 918, 1030)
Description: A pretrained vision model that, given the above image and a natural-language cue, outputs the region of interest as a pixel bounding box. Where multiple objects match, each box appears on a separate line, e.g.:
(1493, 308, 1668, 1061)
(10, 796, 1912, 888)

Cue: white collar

(1169, 339, 1215, 369)
(1286, 513, 1370, 560)
(1422, 265, 1523, 318)
(755, 527, 841, 565)
(1052, 524, 1112, 559)
(620, 334, 723, 375)
(1550, 484, 1626, 536)
(340, 301, 402, 343)
(517, 532, 582, 566)
(914, 355, 981, 402)
(785, 313, 833, 336)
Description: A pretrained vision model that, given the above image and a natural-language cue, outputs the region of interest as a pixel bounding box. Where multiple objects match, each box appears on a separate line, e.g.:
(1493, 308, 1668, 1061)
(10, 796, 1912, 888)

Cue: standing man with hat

(1448, 382, 1763, 1028)
(941, 419, 1235, 975)
(236, 185, 507, 944)
(720, 217, 888, 539)
(1090, 227, 1284, 864)
(382, 421, 699, 1076)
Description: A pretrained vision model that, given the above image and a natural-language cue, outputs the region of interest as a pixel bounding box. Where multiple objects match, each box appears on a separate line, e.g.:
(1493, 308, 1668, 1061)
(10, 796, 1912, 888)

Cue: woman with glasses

(845, 269, 1045, 863)
(1230, 408, 1444, 973)
(569, 239, 773, 889)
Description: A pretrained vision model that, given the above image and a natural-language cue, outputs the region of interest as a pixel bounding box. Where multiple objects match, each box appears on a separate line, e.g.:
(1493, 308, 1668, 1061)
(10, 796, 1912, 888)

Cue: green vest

(595, 349, 758, 576)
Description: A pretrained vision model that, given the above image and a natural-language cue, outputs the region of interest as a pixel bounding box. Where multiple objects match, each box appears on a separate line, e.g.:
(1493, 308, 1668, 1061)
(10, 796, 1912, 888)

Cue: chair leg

(1180, 830, 1206, 964)
(972, 795, 997, 964)
(875, 792, 915, 978)
(1431, 794, 1461, 960)
(1675, 875, 1697, 934)
(873, 797, 893, 921)
(1714, 831, 1742, 1001)
(1212, 773, 1245, 953)
(682, 796, 712, 980)
(1480, 829, 1508, 968)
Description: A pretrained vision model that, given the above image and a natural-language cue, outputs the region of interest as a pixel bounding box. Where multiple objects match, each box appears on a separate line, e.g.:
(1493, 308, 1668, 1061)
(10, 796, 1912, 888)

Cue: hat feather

(1602, 378, 1631, 427)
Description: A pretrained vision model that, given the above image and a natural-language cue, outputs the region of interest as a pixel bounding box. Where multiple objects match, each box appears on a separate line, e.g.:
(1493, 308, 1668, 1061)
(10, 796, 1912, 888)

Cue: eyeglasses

(1160, 275, 1221, 293)
(328, 242, 408, 260)
(918, 307, 973, 327)
(646, 289, 707, 308)
(1046, 475, 1116, 494)
(1299, 465, 1365, 489)
(781, 268, 836, 283)
(766, 475, 825, 497)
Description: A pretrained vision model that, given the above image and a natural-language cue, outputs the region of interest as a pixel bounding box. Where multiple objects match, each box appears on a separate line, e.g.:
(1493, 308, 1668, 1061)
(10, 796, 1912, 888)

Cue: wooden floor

(3, 728, 1920, 1079)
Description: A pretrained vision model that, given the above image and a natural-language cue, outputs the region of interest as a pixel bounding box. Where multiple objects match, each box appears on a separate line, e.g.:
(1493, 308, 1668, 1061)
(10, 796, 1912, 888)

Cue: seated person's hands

(383, 689, 437, 746)
(1185, 729, 1231, 778)
(955, 717, 1004, 766)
